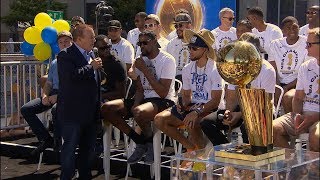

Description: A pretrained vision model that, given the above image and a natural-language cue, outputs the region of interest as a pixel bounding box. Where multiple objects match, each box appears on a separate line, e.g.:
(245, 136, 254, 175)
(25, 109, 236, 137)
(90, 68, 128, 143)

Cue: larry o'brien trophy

(215, 41, 285, 165)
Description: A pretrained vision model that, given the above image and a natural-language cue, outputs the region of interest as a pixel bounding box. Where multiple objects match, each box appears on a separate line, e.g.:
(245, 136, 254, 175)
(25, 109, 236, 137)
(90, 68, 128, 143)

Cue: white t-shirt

(166, 37, 190, 76)
(269, 36, 308, 84)
(167, 30, 177, 40)
(211, 27, 237, 50)
(182, 60, 224, 105)
(135, 37, 169, 58)
(299, 24, 309, 37)
(110, 38, 134, 65)
(135, 50, 176, 101)
(296, 58, 320, 112)
(228, 60, 276, 94)
(252, 23, 283, 58)
(127, 28, 142, 56)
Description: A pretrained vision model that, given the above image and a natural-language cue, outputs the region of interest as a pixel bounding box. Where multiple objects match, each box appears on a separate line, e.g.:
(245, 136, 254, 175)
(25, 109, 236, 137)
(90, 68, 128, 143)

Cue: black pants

(200, 109, 248, 146)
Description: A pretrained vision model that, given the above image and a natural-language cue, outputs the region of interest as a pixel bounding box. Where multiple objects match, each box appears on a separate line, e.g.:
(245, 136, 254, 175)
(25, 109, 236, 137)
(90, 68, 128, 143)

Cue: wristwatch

(194, 106, 204, 116)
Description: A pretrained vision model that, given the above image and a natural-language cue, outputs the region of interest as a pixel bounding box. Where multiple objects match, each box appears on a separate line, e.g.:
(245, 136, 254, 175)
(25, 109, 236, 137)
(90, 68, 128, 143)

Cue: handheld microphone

(92, 47, 107, 76)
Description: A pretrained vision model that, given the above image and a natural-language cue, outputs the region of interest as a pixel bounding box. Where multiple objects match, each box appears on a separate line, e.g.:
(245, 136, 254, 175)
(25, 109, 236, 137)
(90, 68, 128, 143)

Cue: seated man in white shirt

(154, 29, 223, 151)
(273, 28, 320, 152)
(101, 31, 176, 164)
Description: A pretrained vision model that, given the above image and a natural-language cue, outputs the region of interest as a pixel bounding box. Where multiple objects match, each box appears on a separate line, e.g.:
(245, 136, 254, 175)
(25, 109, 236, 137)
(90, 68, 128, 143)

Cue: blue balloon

(50, 42, 60, 54)
(21, 41, 35, 56)
(41, 27, 57, 44)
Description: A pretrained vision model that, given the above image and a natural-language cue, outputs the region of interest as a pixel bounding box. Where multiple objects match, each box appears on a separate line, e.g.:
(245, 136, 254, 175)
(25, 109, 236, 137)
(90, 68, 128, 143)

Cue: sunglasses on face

(306, 11, 318, 15)
(98, 45, 111, 51)
(188, 46, 201, 51)
(223, 17, 235, 21)
(306, 41, 320, 48)
(137, 39, 151, 46)
(144, 23, 157, 28)
(174, 23, 184, 29)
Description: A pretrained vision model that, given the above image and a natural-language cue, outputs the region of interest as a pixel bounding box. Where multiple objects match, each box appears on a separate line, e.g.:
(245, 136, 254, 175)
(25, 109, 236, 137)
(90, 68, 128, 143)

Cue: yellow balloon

(23, 26, 43, 44)
(34, 12, 52, 30)
(33, 42, 52, 61)
(52, 20, 70, 33)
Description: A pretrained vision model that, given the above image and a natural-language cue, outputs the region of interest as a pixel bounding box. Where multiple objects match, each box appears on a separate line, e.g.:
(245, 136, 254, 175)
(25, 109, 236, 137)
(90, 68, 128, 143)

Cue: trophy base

(215, 144, 285, 162)
(215, 154, 285, 167)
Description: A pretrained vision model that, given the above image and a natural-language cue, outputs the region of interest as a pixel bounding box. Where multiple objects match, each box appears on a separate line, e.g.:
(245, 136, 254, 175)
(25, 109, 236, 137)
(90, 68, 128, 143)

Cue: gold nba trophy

(215, 41, 284, 165)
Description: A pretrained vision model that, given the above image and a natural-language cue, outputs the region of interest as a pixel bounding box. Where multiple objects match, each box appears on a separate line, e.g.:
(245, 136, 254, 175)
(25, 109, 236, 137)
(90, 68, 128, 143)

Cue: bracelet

(195, 107, 203, 116)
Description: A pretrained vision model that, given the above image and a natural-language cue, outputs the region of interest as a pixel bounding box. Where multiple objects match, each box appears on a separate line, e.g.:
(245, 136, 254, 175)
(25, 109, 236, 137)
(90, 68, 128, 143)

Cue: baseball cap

(58, 30, 73, 40)
(174, 13, 192, 23)
(139, 30, 161, 48)
(108, 20, 122, 29)
(145, 14, 160, 24)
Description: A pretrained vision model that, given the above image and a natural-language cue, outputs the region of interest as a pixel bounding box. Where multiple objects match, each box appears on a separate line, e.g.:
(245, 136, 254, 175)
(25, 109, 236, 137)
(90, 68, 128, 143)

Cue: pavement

(1, 133, 172, 180)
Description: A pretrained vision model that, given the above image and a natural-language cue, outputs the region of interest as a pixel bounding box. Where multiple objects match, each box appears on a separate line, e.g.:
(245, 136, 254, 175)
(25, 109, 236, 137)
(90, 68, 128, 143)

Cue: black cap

(139, 30, 161, 48)
(188, 35, 208, 48)
(174, 13, 192, 23)
(108, 20, 122, 29)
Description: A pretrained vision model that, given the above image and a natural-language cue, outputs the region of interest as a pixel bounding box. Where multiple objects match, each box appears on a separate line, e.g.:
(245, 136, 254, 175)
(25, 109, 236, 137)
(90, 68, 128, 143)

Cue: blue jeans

(60, 121, 97, 180)
(20, 98, 60, 141)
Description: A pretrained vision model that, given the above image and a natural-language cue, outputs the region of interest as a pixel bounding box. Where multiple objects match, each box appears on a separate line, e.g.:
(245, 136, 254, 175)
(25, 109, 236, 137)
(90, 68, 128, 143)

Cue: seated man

(273, 28, 319, 152)
(154, 29, 223, 151)
(201, 33, 276, 145)
(20, 31, 73, 155)
(101, 31, 176, 164)
(94, 34, 127, 101)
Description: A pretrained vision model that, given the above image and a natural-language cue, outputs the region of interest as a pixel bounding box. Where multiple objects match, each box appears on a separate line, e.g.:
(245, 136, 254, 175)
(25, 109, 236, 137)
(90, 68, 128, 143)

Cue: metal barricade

(1, 42, 22, 54)
(0, 60, 47, 130)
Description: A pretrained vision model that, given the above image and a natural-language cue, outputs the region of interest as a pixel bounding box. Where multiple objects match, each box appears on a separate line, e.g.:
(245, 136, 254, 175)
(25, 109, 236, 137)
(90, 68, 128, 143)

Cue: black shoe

(31, 137, 53, 156)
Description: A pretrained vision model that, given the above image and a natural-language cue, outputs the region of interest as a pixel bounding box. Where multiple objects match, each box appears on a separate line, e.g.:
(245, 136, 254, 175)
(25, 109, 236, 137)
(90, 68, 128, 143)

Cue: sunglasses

(188, 46, 201, 51)
(144, 23, 157, 28)
(174, 23, 183, 29)
(223, 17, 235, 21)
(137, 39, 151, 46)
(306, 11, 318, 15)
(98, 45, 111, 51)
(306, 41, 320, 48)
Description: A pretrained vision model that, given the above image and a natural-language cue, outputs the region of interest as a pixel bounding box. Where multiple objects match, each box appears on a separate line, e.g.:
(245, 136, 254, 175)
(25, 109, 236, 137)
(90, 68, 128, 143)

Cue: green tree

(1, 0, 67, 36)
(107, 0, 145, 32)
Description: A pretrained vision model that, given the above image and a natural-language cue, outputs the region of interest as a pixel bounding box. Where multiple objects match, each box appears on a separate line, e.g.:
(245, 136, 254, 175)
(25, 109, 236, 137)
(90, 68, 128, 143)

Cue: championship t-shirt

(110, 38, 134, 65)
(167, 30, 177, 40)
(166, 37, 190, 76)
(182, 60, 223, 105)
(135, 50, 176, 101)
(299, 24, 309, 37)
(252, 23, 283, 58)
(269, 36, 308, 84)
(127, 28, 142, 56)
(211, 27, 237, 50)
(296, 58, 320, 112)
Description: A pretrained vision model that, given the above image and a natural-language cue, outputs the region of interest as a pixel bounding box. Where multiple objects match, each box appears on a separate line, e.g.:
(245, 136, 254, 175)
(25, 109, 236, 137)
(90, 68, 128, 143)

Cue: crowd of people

(20, 5, 319, 179)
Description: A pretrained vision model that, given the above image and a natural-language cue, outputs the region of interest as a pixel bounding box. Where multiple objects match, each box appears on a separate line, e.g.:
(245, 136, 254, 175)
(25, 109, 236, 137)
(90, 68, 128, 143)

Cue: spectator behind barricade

(166, 13, 193, 82)
(273, 27, 320, 152)
(167, 8, 190, 40)
(299, 5, 319, 36)
(95, 34, 127, 101)
(127, 12, 147, 56)
(20, 31, 73, 157)
(269, 16, 309, 114)
(155, 29, 223, 154)
(211, 7, 237, 50)
(247, 7, 283, 59)
(101, 30, 176, 165)
(107, 20, 134, 72)
(200, 33, 276, 145)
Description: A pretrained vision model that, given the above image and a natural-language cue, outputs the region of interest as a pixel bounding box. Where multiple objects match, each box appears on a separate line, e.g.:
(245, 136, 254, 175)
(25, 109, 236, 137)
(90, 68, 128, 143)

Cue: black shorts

(124, 97, 175, 118)
(169, 103, 217, 121)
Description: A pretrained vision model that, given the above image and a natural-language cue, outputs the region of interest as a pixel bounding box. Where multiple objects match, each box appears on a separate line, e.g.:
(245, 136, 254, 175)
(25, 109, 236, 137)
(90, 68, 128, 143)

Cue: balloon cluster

(21, 12, 70, 61)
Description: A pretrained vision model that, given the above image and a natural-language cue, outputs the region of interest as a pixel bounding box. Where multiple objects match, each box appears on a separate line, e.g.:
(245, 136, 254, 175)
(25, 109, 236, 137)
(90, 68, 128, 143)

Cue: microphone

(92, 47, 107, 76)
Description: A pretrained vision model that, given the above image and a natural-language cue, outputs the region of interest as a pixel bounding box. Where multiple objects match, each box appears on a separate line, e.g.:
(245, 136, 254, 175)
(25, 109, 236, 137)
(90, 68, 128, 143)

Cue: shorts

(169, 103, 217, 121)
(276, 113, 319, 139)
(124, 97, 174, 118)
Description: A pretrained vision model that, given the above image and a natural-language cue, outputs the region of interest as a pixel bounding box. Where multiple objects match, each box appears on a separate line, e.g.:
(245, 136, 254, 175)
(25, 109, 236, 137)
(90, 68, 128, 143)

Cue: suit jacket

(57, 44, 100, 124)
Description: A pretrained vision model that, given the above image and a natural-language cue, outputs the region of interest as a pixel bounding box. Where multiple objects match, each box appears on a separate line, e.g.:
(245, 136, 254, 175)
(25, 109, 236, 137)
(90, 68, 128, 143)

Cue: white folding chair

(274, 85, 284, 117)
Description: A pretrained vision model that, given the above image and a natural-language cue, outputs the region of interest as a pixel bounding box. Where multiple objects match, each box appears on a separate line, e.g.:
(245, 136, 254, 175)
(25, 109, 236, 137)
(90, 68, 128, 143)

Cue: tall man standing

(127, 12, 147, 55)
(57, 24, 102, 179)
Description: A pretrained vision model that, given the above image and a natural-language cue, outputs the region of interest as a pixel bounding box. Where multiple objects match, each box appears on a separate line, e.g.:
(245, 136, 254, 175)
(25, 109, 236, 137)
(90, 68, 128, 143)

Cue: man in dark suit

(57, 24, 102, 180)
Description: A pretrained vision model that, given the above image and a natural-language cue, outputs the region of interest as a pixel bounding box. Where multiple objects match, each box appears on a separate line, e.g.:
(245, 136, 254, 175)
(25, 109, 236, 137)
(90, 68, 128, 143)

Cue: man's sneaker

(144, 142, 154, 165)
(31, 137, 53, 156)
(127, 144, 147, 164)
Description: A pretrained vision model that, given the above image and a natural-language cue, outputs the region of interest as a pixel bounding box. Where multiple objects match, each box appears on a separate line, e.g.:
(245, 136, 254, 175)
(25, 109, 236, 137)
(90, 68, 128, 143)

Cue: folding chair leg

(103, 124, 112, 180)
(153, 127, 161, 180)
(36, 152, 43, 171)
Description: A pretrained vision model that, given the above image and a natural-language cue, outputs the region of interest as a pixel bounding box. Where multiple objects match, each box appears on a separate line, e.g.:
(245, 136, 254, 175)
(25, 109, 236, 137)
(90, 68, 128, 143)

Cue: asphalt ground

(0, 133, 172, 180)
